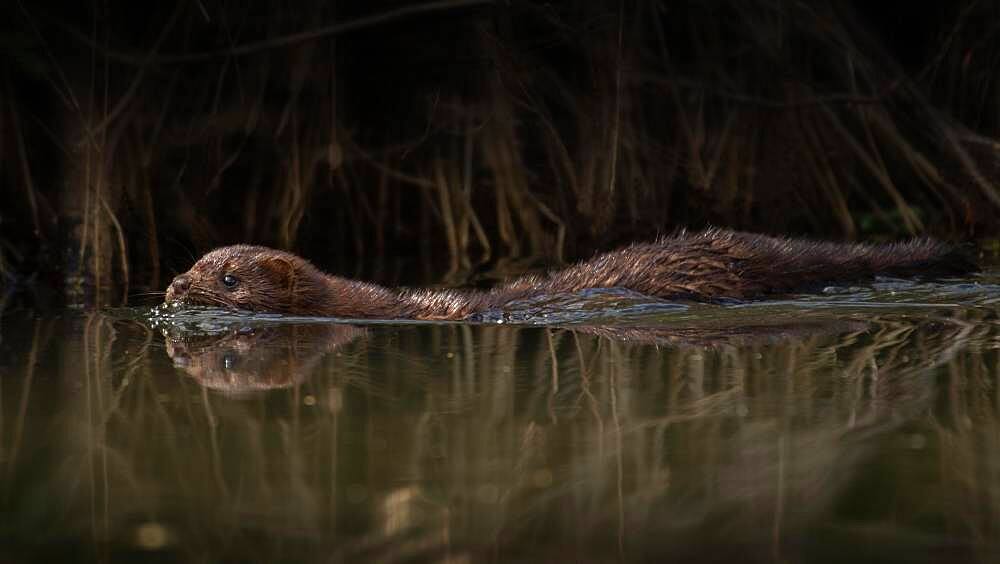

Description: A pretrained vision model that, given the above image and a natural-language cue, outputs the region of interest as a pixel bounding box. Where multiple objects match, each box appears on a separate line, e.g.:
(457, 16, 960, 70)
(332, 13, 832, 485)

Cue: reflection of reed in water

(2, 309, 999, 561)
(913, 312, 1000, 563)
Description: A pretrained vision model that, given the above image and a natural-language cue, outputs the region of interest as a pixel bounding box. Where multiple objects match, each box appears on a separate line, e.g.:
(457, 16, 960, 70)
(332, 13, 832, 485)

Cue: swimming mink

(164, 229, 976, 319)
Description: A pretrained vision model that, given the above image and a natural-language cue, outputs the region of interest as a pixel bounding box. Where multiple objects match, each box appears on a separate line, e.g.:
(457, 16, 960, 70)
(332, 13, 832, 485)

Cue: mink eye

(222, 274, 239, 288)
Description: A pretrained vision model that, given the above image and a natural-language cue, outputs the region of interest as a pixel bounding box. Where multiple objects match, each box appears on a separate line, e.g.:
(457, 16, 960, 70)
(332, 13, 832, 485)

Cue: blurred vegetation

(2, 0, 1000, 306)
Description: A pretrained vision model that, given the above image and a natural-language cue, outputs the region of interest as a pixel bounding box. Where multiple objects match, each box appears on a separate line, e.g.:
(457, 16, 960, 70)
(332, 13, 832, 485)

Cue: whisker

(186, 289, 237, 309)
(130, 291, 167, 297)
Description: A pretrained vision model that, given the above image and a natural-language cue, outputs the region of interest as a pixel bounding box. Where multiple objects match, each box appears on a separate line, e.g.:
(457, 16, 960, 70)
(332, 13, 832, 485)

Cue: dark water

(3, 273, 1000, 563)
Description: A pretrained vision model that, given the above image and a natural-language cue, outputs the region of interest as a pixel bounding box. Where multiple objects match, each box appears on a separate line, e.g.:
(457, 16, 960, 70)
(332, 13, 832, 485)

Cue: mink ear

(261, 255, 298, 294)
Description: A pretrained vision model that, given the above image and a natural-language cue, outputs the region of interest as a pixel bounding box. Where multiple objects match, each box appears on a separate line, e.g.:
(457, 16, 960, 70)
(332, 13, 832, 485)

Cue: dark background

(3, 0, 999, 306)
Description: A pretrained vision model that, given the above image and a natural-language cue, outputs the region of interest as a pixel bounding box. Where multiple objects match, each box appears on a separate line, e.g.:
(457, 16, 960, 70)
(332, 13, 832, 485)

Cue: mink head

(165, 245, 327, 314)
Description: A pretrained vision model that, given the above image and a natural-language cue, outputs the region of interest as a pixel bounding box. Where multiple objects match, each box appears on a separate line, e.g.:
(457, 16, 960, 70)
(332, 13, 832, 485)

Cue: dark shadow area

(2, 0, 1000, 308)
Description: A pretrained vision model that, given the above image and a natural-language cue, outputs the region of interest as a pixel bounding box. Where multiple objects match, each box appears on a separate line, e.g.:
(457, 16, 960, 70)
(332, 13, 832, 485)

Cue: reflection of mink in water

(166, 325, 365, 393)
(164, 228, 976, 320)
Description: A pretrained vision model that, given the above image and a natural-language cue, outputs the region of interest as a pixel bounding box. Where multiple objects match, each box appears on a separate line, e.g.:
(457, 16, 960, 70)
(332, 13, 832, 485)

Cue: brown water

(2, 274, 1000, 563)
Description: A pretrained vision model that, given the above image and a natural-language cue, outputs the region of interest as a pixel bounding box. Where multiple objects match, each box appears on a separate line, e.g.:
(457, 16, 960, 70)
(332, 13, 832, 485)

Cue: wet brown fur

(164, 229, 977, 320)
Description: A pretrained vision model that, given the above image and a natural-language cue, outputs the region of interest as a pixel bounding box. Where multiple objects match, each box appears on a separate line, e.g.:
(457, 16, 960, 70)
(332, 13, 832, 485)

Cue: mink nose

(168, 274, 191, 299)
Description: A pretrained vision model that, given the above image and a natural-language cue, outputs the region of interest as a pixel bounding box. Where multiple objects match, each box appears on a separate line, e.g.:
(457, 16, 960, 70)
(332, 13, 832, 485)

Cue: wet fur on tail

(846, 238, 977, 278)
(491, 229, 978, 305)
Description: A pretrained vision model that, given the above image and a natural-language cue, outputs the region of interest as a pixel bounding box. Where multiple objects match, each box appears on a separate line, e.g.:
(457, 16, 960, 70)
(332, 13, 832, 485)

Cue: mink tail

(865, 239, 978, 278)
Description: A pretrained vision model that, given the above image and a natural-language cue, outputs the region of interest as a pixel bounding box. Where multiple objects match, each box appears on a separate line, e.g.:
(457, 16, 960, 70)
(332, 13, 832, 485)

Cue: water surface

(2, 273, 1000, 563)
